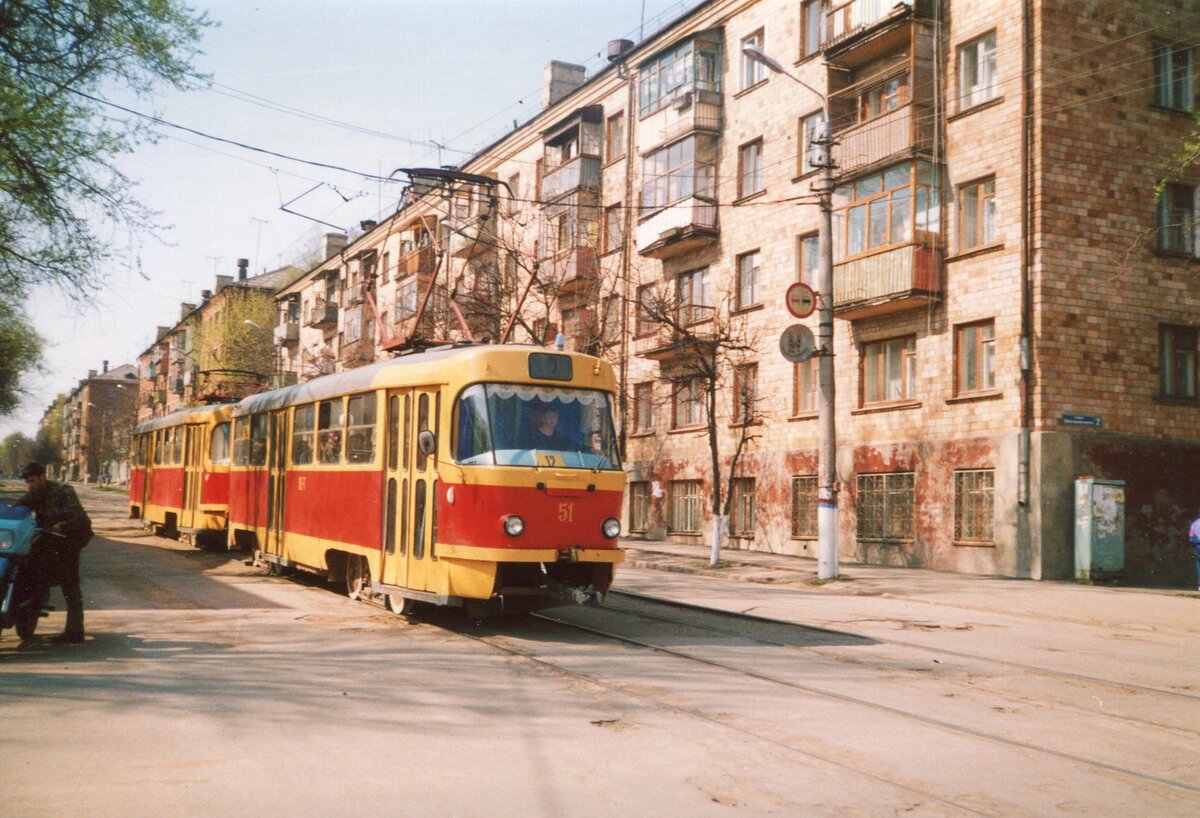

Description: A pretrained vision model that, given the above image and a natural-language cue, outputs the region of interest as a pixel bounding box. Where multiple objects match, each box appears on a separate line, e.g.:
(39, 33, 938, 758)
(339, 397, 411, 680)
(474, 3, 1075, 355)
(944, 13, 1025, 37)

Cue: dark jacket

(17, 481, 93, 548)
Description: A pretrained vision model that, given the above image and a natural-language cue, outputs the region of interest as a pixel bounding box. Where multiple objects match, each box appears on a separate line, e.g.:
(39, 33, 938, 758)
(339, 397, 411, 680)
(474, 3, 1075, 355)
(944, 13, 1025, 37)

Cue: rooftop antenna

(250, 217, 269, 274)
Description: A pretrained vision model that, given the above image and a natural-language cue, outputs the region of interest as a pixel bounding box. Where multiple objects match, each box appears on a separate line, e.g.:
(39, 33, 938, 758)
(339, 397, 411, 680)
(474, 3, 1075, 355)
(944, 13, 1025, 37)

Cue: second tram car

(230, 344, 625, 615)
(129, 403, 235, 546)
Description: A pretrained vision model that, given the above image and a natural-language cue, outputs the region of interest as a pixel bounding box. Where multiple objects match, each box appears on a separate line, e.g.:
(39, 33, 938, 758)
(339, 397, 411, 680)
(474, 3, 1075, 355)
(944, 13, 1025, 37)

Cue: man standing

(16, 462, 91, 643)
(1189, 509, 1200, 592)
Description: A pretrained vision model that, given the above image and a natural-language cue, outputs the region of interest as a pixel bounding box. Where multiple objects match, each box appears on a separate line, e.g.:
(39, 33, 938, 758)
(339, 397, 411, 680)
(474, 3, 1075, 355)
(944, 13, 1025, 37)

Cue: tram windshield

(454, 383, 621, 470)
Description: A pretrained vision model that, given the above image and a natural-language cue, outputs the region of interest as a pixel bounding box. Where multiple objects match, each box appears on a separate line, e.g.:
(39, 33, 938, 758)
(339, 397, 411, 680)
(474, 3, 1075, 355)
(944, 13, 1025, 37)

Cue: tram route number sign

(786, 282, 817, 319)
(779, 324, 816, 363)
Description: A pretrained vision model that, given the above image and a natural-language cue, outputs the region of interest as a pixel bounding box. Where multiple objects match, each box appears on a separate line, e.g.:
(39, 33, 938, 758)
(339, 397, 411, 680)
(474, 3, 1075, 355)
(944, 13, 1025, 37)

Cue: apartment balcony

(632, 306, 718, 364)
(339, 337, 376, 368)
(274, 320, 299, 344)
(825, 0, 926, 65)
(833, 243, 942, 320)
(397, 245, 436, 278)
(542, 155, 601, 201)
(305, 301, 338, 330)
(540, 246, 598, 300)
(343, 282, 364, 306)
(832, 102, 934, 178)
(636, 197, 719, 259)
(448, 215, 496, 259)
(656, 92, 723, 145)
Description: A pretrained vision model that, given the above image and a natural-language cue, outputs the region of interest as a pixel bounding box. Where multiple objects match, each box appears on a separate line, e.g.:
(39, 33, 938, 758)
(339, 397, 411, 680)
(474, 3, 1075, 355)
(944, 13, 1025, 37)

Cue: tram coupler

(546, 581, 604, 606)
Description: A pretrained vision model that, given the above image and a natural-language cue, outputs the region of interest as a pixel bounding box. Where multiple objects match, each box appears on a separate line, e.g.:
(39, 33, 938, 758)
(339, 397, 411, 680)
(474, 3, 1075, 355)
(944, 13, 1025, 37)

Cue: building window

(605, 111, 625, 162)
(602, 295, 621, 345)
(672, 377, 706, 429)
(791, 475, 817, 537)
(1157, 183, 1196, 255)
(857, 472, 915, 541)
(604, 203, 623, 254)
(959, 177, 997, 251)
(793, 357, 817, 415)
(733, 363, 758, 424)
(641, 134, 718, 212)
(1160, 324, 1197, 399)
(862, 336, 916, 404)
(958, 32, 997, 109)
(857, 74, 908, 122)
(800, 0, 826, 58)
(669, 479, 703, 533)
(798, 110, 827, 176)
(633, 382, 654, 432)
(636, 284, 656, 336)
(954, 469, 995, 543)
(736, 250, 761, 310)
(506, 173, 520, 215)
(956, 320, 996, 394)
(741, 30, 765, 90)
(629, 480, 650, 533)
(1154, 42, 1193, 111)
(638, 37, 722, 117)
(738, 138, 764, 198)
(833, 161, 940, 261)
(731, 478, 756, 536)
(677, 267, 711, 324)
(797, 232, 819, 286)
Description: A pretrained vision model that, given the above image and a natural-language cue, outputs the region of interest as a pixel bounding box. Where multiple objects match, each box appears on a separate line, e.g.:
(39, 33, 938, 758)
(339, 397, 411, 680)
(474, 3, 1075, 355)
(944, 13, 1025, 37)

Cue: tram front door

(263, 409, 289, 562)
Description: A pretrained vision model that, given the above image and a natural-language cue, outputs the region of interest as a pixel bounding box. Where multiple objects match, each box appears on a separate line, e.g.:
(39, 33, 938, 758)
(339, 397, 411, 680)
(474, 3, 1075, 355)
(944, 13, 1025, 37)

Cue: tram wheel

(345, 555, 369, 601)
(385, 593, 417, 616)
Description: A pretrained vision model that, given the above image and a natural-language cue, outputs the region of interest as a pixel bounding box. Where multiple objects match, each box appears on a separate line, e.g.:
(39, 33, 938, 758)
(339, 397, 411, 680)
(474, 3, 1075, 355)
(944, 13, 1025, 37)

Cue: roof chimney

(88, 369, 97, 380)
(237, 258, 249, 281)
(215, 274, 233, 292)
(543, 61, 587, 108)
(102, 360, 108, 373)
(201, 289, 212, 301)
(359, 220, 377, 233)
(180, 302, 196, 319)
(324, 232, 349, 259)
(156, 326, 170, 340)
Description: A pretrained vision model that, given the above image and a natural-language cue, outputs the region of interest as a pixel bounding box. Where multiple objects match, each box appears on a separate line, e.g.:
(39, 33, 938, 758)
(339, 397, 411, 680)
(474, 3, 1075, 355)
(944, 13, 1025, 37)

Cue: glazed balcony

(833, 243, 942, 320)
(542, 155, 601, 201)
(448, 214, 496, 259)
(636, 197, 719, 259)
(397, 245, 435, 278)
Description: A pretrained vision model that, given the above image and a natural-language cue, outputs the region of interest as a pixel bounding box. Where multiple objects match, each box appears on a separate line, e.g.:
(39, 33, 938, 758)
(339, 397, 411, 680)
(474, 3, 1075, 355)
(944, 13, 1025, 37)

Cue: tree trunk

(710, 514, 727, 567)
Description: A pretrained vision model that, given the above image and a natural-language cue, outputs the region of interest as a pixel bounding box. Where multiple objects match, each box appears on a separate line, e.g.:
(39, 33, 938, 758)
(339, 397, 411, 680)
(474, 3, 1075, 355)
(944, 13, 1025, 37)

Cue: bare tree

(634, 280, 763, 564)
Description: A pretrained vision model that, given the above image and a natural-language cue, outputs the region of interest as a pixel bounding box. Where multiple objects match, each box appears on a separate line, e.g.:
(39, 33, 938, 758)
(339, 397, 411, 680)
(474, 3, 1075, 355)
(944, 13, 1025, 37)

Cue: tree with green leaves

(0, 300, 43, 414)
(0, 0, 211, 300)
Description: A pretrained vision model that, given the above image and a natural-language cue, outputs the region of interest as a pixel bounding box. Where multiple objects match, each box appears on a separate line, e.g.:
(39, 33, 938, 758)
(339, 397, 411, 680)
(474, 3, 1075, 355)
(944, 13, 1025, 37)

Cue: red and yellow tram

(129, 403, 235, 546)
(229, 344, 625, 615)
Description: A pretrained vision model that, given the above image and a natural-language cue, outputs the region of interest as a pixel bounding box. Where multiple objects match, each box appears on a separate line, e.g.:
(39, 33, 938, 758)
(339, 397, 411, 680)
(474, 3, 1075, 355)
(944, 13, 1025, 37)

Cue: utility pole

(743, 43, 838, 579)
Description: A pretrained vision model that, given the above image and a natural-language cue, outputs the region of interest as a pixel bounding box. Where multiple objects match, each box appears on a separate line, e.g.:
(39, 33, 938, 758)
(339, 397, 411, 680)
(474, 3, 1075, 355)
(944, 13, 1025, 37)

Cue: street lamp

(743, 43, 839, 580)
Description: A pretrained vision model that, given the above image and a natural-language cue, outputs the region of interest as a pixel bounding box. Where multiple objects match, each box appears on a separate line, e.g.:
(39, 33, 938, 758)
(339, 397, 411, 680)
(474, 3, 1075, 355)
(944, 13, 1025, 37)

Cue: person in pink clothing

(1189, 511, 1200, 591)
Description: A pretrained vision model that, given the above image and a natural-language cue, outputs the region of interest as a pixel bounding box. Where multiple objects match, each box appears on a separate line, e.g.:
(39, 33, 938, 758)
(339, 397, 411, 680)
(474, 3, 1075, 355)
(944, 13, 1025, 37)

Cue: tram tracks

(440, 592, 1200, 813)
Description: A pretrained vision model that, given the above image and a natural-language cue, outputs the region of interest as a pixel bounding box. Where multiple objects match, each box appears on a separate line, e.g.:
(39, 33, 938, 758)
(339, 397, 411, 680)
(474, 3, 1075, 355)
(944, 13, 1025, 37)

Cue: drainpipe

(1018, 0, 1035, 574)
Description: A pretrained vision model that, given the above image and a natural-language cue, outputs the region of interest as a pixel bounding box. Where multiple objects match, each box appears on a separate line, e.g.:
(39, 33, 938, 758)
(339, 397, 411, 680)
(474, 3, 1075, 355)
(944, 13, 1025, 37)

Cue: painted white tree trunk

(710, 514, 728, 567)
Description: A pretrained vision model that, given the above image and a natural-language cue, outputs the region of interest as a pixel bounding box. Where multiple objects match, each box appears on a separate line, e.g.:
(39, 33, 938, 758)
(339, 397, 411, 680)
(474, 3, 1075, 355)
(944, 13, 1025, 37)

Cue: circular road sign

(786, 282, 817, 319)
(779, 323, 816, 363)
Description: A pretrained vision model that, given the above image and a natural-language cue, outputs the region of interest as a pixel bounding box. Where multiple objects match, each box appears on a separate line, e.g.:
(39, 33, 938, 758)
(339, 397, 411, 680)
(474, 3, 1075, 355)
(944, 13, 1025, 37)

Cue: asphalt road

(2, 483, 1198, 817)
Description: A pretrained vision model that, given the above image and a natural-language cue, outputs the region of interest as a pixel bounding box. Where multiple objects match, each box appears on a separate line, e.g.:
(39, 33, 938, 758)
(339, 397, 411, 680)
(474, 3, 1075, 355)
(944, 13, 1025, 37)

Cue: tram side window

(292, 404, 315, 465)
(416, 393, 430, 472)
(210, 422, 231, 466)
(171, 427, 184, 464)
(153, 431, 162, 465)
(249, 414, 268, 467)
(318, 398, 344, 464)
(345, 393, 377, 464)
(233, 417, 251, 467)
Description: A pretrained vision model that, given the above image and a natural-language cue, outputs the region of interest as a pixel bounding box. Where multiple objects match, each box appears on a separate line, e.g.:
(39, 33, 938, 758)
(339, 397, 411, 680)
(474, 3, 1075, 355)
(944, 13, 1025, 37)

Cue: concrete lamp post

(742, 43, 839, 580)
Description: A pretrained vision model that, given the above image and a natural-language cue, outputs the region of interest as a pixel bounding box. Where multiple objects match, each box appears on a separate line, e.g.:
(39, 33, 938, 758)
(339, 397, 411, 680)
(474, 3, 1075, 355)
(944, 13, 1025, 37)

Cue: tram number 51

(558, 503, 574, 523)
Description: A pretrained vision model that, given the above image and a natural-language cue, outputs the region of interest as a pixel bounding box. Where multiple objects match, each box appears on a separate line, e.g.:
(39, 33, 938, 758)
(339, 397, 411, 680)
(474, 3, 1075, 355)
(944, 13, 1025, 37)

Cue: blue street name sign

(1061, 413, 1102, 427)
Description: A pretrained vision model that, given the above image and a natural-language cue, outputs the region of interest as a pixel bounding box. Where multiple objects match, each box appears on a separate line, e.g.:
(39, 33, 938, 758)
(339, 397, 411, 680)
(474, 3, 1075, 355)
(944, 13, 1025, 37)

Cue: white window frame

(958, 32, 997, 110)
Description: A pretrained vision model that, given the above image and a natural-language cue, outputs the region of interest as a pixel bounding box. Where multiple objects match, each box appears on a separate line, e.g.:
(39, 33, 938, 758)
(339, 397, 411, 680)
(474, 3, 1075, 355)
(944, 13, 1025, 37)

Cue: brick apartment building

(265, 0, 1199, 580)
(62, 362, 139, 484)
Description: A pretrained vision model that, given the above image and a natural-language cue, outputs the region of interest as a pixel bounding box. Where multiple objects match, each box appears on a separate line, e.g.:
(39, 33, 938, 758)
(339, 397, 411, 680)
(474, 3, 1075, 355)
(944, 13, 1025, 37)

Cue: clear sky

(3, 0, 702, 439)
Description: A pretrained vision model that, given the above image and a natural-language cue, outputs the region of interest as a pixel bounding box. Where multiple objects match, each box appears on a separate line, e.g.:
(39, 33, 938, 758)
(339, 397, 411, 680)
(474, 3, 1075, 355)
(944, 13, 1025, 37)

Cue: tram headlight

(601, 517, 621, 539)
(0, 530, 12, 552)
(503, 515, 525, 537)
